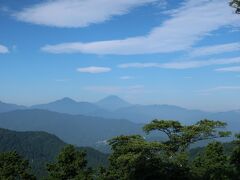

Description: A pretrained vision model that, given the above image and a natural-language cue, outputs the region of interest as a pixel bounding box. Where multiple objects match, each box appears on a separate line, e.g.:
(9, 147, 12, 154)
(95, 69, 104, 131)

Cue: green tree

(46, 145, 93, 180)
(104, 119, 230, 180)
(106, 135, 178, 180)
(143, 119, 231, 154)
(0, 151, 36, 180)
(191, 142, 232, 180)
(230, 0, 240, 13)
(230, 134, 240, 178)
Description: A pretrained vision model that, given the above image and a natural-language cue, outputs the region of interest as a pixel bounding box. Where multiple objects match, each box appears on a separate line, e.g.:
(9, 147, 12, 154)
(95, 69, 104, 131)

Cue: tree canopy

(0, 151, 35, 180)
(230, 134, 240, 176)
(230, 0, 240, 13)
(100, 119, 232, 180)
(46, 145, 93, 180)
(191, 142, 232, 179)
(0, 120, 239, 180)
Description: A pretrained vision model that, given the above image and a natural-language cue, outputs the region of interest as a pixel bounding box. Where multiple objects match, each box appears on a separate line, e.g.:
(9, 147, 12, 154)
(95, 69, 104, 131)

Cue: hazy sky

(0, 0, 240, 111)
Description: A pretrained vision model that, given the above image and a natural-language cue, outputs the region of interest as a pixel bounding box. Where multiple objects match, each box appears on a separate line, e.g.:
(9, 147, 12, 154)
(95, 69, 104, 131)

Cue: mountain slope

(0, 109, 143, 148)
(112, 105, 240, 132)
(0, 98, 239, 132)
(207, 110, 240, 132)
(96, 95, 131, 111)
(31, 97, 103, 115)
(0, 101, 26, 113)
(108, 105, 239, 128)
(28, 97, 240, 129)
(0, 128, 108, 178)
(112, 104, 207, 123)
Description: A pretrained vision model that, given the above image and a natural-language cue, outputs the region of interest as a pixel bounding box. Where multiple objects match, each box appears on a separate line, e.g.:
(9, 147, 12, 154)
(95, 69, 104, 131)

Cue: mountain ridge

(0, 96, 239, 127)
(0, 109, 143, 148)
(0, 127, 108, 178)
(0, 101, 26, 113)
(31, 97, 104, 115)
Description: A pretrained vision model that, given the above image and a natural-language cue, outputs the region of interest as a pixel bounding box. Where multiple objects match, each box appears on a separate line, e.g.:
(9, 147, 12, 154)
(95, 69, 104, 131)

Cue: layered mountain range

(1, 95, 239, 125)
(0, 95, 239, 151)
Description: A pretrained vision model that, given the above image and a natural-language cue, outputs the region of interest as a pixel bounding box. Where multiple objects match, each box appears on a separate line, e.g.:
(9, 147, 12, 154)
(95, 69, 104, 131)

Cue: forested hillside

(0, 128, 108, 178)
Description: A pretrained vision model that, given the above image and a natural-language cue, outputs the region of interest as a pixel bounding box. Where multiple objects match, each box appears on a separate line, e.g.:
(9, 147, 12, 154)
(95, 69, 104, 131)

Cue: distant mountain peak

(96, 95, 131, 111)
(105, 95, 120, 98)
(55, 97, 77, 103)
(98, 95, 130, 104)
(31, 97, 101, 115)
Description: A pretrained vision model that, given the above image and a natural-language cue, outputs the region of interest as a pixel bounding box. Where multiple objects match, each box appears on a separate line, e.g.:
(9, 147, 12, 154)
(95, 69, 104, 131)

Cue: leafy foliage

(46, 145, 93, 180)
(230, 134, 240, 177)
(143, 119, 230, 153)
(0, 151, 36, 180)
(107, 135, 161, 179)
(100, 119, 231, 180)
(0, 128, 108, 178)
(191, 142, 232, 179)
(0, 120, 239, 180)
(230, 0, 240, 13)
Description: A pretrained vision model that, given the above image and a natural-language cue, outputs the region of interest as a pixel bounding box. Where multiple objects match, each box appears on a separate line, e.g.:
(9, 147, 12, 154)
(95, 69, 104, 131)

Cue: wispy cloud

(189, 42, 240, 58)
(119, 57, 240, 70)
(0, 6, 10, 13)
(14, 0, 157, 28)
(0, 44, 9, 54)
(120, 76, 134, 80)
(215, 66, 240, 72)
(155, 0, 168, 9)
(84, 85, 144, 94)
(42, 0, 239, 55)
(77, 66, 111, 74)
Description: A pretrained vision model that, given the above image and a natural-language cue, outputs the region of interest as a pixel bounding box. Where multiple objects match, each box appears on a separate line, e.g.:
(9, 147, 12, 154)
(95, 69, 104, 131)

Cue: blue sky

(0, 0, 240, 111)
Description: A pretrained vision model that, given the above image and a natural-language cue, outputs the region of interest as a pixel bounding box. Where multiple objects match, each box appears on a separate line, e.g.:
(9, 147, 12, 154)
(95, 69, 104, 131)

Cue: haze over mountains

(0, 101, 26, 113)
(0, 109, 142, 148)
(96, 95, 131, 111)
(32, 97, 103, 115)
(0, 95, 239, 151)
(1, 95, 239, 125)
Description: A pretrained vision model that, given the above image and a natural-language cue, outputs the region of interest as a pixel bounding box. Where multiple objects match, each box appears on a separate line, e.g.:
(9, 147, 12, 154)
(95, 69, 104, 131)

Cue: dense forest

(0, 119, 240, 180)
(0, 128, 108, 178)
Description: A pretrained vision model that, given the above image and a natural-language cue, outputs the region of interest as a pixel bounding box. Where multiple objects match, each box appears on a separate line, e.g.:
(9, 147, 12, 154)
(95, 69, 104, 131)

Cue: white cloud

(189, 42, 240, 58)
(14, 0, 157, 28)
(120, 76, 134, 80)
(0, 44, 9, 54)
(77, 66, 111, 73)
(215, 66, 240, 72)
(118, 57, 240, 70)
(42, 0, 239, 55)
